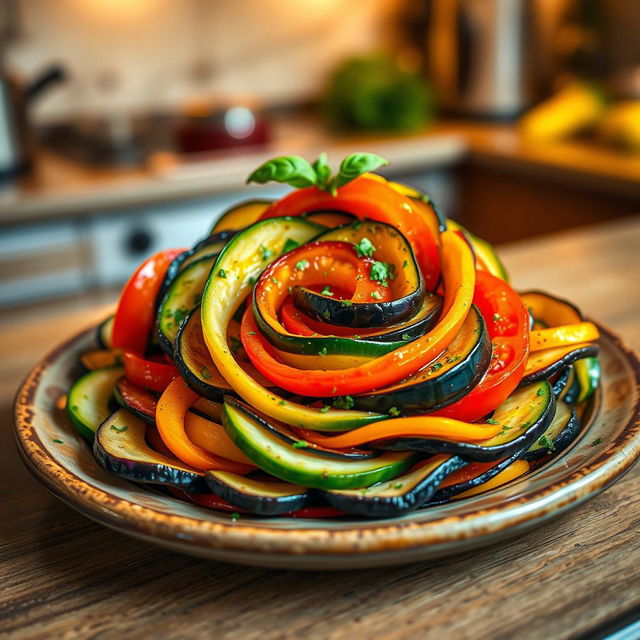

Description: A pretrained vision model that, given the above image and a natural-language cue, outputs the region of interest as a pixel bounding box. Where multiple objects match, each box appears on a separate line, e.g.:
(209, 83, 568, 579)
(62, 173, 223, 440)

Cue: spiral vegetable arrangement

(68, 153, 601, 518)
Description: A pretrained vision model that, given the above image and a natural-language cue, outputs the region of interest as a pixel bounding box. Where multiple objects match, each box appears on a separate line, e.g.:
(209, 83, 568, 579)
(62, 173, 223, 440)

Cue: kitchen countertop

(1, 118, 639, 226)
(2, 217, 640, 639)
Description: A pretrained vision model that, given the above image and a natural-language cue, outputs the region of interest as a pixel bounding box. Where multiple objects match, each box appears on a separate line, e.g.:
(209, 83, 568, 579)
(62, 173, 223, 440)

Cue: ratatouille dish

(66, 152, 601, 519)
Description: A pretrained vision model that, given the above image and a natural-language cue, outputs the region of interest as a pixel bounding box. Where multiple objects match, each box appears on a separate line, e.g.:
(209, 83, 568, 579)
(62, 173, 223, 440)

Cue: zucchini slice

(447, 220, 509, 282)
(294, 221, 425, 328)
(180, 232, 235, 271)
(155, 232, 235, 312)
(430, 450, 525, 502)
(210, 199, 273, 234)
(520, 290, 600, 401)
(222, 397, 415, 490)
(521, 343, 599, 385)
(378, 381, 556, 462)
(113, 377, 158, 424)
(351, 305, 491, 414)
(94, 408, 206, 491)
(205, 470, 310, 515)
(201, 216, 386, 430)
(67, 367, 124, 441)
(524, 400, 579, 461)
(575, 356, 600, 404)
(157, 255, 217, 353)
(96, 315, 114, 349)
(324, 455, 466, 518)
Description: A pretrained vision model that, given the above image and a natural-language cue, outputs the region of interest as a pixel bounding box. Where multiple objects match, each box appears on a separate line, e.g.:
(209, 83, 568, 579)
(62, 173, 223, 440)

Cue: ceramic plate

(13, 322, 640, 570)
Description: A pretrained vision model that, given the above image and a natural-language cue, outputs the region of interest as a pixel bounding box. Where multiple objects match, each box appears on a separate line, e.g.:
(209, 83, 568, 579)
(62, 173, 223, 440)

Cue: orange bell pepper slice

(156, 377, 252, 473)
(294, 417, 503, 449)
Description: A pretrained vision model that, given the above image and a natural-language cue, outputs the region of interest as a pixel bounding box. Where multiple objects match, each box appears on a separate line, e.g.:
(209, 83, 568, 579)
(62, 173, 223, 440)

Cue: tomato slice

(432, 270, 530, 422)
(112, 248, 185, 353)
(260, 175, 441, 290)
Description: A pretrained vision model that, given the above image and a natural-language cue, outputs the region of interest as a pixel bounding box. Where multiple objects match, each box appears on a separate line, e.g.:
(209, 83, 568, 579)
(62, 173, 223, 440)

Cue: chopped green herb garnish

(53, 438, 64, 444)
(332, 395, 354, 410)
(295, 259, 310, 271)
(321, 286, 334, 296)
(486, 418, 499, 425)
(200, 366, 211, 380)
(591, 437, 603, 446)
(402, 260, 409, 269)
(369, 261, 391, 285)
(538, 434, 555, 452)
(260, 245, 272, 260)
(247, 276, 256, 286)
(401, 333, 412, 341)
(430, 362, 444, 372)
(370, 291, 383, 300)
(293, 440, 309, 449)
(318, 347, 328, 357)
(394, 482, 404, 489)
(282, 238, 300, 253)
(279, 400, 287, 406)
(340, 300, 353, 307)
(172, 306, 189, 326)
(110, 424, 128, 433)
(536, 387, 545, 396)
(323, 310, 331, 320)
(446, 355, 462, 364)
(248, 330, 256, 336)
(217, 268, 227, 278)
(319, 405, 331, 413)
(270, 276, 279, 285)
(230, 512, 240, 522)
(493, 313, 502, 322)
(388, 406, 401, 416)
(355, 237, 375, 258)
(351, 220, 363, 230)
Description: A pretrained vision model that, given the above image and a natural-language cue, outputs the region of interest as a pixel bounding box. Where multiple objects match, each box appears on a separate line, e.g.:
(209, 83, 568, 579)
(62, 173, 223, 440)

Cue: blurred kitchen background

(0, 0, 639, 311)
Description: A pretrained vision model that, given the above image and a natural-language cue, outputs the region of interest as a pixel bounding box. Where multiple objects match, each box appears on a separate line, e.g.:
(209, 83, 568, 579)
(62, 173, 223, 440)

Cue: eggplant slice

(205, 470, 310, 516)
(351, 305, 491, 414)
(430, 449, 526, 503)
(324, 455, 466, 518)
(377, 380, 556, 462)
(524, 400, 580, 461)
(94, 408, 207, 491)
(294, 221, 425, 328)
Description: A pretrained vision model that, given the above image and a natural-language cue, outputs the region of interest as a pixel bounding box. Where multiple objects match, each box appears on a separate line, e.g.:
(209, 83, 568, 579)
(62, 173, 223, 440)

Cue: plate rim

(13, 321, 640, 559)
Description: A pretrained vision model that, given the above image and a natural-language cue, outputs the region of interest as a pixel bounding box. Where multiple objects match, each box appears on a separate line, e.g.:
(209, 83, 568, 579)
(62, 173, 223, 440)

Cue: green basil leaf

(247, 155, 318, 188)
(312, 152, 332, 190)
(332, 152, 389, 190)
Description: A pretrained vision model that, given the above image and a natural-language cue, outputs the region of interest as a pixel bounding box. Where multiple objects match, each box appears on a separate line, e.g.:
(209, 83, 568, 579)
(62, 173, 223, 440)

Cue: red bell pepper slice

(432, 270, 530, 422)
(123, 351, 179, 393)
(112, 248, 185, 353)
(259, 175, 441, 291)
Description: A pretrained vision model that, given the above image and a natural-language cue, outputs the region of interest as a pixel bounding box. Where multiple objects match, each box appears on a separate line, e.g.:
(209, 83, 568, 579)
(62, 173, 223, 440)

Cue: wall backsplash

(6, 0, 400, 123)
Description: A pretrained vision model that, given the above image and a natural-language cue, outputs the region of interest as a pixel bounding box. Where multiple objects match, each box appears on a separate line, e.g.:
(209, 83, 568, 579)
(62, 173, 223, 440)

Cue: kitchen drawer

(0, 220, 89, 307)
(83, 187, 287, 287)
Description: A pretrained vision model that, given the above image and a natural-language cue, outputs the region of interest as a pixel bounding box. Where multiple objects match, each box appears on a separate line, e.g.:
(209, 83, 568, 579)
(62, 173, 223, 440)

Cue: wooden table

(1, 218, 639, 639)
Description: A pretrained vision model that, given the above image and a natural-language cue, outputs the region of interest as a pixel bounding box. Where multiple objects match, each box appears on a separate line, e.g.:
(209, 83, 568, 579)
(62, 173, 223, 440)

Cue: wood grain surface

(1, 217, 639, 640)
